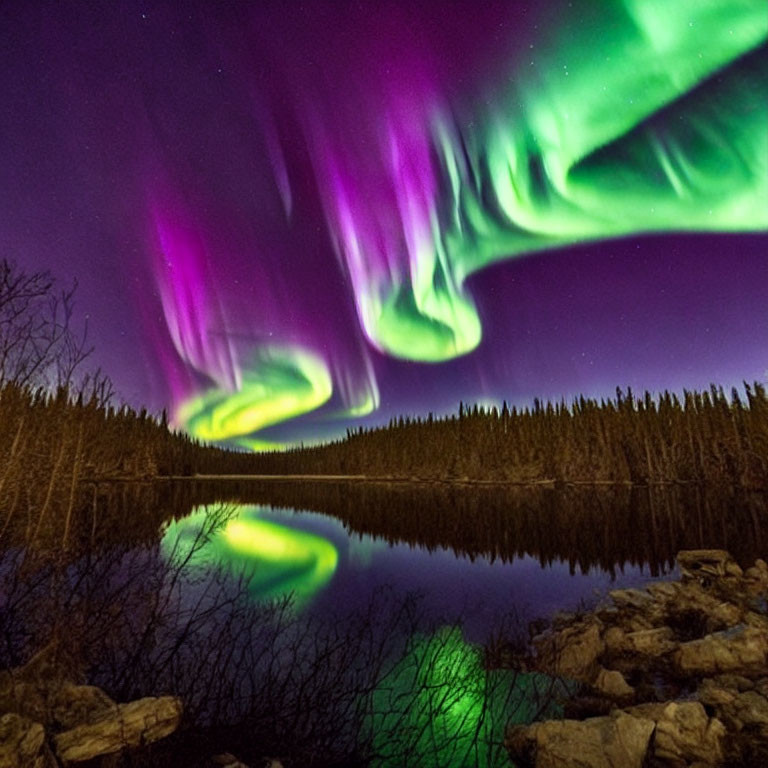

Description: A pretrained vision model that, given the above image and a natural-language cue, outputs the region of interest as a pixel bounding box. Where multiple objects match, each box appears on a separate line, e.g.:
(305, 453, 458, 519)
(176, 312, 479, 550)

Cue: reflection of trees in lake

(10, 478, 766, 578)
(178, 482, 768, 576)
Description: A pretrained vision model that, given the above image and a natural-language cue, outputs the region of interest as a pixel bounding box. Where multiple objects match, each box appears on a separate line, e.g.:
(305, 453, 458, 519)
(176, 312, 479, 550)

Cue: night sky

(2, 1, 766, 448)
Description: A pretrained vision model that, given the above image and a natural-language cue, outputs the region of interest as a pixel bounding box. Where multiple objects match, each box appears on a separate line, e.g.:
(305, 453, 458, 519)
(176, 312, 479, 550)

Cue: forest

(252, 385, 768, 487)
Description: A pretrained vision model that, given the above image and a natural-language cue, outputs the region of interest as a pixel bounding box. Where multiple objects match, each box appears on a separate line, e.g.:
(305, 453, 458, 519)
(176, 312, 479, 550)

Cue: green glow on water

(366, 626, 559, 767)
(161, 505, 338, 606)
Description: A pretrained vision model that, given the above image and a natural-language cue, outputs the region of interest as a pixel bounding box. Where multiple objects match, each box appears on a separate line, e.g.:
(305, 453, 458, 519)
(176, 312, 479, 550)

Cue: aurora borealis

(2, 1, 767, 449)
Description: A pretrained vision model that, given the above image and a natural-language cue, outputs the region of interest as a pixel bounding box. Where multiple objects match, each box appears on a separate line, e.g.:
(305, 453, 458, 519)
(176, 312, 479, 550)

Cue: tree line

(252, 384, 768, 488)
(0, 382, 262, 548)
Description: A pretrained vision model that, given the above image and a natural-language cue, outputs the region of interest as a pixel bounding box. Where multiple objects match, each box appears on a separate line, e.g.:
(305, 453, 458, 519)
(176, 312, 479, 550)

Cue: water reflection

(160, 481, 768, 574)
(161, 505, 338, 606)
(26, 480, 767, 578)
(158, 499, 668, 645)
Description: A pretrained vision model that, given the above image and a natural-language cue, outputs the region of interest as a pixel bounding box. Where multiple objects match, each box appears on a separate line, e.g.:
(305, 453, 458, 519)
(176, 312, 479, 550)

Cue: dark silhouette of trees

(247, 384, 768, 488)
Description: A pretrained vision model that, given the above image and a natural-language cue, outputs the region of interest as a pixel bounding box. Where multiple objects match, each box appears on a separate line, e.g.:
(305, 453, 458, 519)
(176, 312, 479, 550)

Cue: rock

(674, 626, 768, 676)
(212, 753, 249, 767)
(552, 612, 577, 628)
(701, 676, 768, 733)
(732, 690, 768, 726)
(592, 667, 634, 700)
(0, 713, 55, 768)
(603, 627, 627, 654)
(608, 588, 653, 611)
(624, 702, 668, 721)
(50, 683, 117, 729)
(677, 549, 742, 582)
(625, 615, 654, 632)
(698, 678, 739, 708)
(716, 673, 755, 692)
(624, 627, 677, 656)
(505, 711, 655, 768)
(653, 701, 726, 766)
(608, 588, 667, 626)
(664, 581, 744, 631)
(0, 677, 46, 724)
(510, 549, 768, 767)
(53, 695, 182, 763)
(534, 621, 605, 681)
(744, 566, 765, 582)
(745, 611, 768, 630)
(646, 581, 682, 601)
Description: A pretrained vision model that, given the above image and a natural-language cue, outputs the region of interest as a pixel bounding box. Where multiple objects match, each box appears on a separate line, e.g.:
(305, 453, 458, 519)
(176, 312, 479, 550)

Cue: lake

(3, 482, 766, 766)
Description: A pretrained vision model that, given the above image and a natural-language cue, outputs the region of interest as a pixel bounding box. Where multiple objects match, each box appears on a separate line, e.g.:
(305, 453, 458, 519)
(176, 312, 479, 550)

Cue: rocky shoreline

(0, 645, 181, 767)
(506, 550, 768, 767)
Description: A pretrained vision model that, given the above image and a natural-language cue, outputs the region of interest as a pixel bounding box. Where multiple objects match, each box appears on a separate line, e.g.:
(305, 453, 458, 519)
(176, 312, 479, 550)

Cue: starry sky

(2, 0, 766, 448)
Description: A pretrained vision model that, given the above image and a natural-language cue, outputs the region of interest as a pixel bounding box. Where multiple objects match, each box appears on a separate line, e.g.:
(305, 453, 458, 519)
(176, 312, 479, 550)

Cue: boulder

(50, 683, 117, 729)
(653, 701, 726, 766)
(608, 588, 653, 611)
(591, 667, 634, 700)
(646, 581, 682, 602)
(677, 550, 743, 581)
(745, 611, 768, 630)
(624, 627, 678, 656)
(505, 711, 654, 768)
(700, 677, 768, 732)
(624, 702, 668, 721)
(744, 566, 766, 584)
(53, 695, 182, 763)
(0, 713, 56, 768)
(534, 621, 604, 681)
(674, 626, 768, 676)
(670, 582, 744, 630)
(731, 690, 768, 726)
(602, 627, 627, 655)
(0, 677, 47, 724)
(698, 678, 739, 708)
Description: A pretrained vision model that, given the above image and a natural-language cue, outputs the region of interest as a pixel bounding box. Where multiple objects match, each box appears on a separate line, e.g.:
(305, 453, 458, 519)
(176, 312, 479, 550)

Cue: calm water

(161, 501, 671, 642)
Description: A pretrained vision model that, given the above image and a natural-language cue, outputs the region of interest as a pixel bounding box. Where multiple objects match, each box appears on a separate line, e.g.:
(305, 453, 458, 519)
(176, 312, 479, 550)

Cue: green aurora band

(161, 505, 339, 606)
(345, 0, 768, 361)
(175, 346, 334, 450)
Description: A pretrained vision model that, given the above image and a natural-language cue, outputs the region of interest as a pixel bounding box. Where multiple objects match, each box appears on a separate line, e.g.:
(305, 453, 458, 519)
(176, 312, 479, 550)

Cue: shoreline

(86, 474, 763, 489)
(506, 549, 768, 767)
